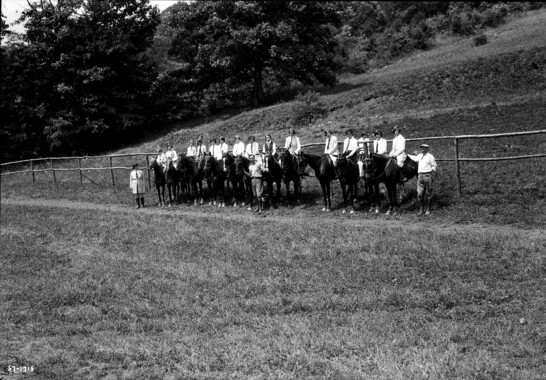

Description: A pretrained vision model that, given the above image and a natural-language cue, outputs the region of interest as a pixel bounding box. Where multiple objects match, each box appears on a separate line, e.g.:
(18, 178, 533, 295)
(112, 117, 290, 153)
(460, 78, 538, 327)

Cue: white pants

(395, 152, 407, 167)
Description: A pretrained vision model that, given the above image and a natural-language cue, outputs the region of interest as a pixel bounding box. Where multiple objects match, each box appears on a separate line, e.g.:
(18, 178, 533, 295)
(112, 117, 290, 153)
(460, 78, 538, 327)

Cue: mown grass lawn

(1, 204, 545, 379)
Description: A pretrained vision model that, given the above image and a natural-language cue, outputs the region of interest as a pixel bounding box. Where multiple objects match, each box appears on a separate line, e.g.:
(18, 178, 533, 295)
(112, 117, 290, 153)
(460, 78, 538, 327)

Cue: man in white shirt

(232, 135, 245, 157)
(218, 137, 229, 171)
(324, 130, 339, 166)
(187, 139, 197, 158)
(408, 144, 437, 215)
(244, 155, 265, 212)
(373, 130, 388, 155)
(342, 129, 358, 163)
(245, 136, 260, 160)
(156, 148, 167, 170)
(284, 129, 301, 155)
(165, 144, 178, 166)
(209, 138, 220, 159)
(195, 136, 207, 157)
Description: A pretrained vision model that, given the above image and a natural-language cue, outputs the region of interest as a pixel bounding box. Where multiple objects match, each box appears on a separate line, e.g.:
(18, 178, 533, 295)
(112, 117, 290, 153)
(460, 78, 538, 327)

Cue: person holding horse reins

(408, 144, 437, 215)
(244, 154, 266, 212)
(130, 163, 145, 209)
(232, 135, 245, 157)
(284, 128, 301, 156)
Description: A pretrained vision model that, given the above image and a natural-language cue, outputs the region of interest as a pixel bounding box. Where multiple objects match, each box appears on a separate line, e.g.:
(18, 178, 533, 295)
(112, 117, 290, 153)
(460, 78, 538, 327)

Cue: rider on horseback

(373, 130, 388, 155)
(342, 129, 359, 164)
(388, 126, 412, 182)
(156, 147, 167, 172)
(324, 129, 339, 167)
(219, 136, 229, 171)
(232, 135, 245, 157)
(284, 129, 301, 156)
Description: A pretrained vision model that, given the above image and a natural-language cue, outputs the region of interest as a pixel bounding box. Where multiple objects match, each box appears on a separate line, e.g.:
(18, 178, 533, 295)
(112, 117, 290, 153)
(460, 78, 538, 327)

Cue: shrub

(290, 91, 329, 128)
(473, 34, 488, 46)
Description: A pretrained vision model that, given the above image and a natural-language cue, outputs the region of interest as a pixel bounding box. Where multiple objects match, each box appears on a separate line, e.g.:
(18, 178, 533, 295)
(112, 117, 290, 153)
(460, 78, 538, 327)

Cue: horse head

(361, 155, 376, 181)
(203, 154, 217, 177)
(233, 155, 248, 177)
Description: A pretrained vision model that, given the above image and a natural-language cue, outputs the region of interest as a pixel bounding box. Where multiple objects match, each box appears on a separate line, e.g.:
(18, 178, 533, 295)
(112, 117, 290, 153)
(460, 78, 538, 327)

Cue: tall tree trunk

(252, 61, 264, 106)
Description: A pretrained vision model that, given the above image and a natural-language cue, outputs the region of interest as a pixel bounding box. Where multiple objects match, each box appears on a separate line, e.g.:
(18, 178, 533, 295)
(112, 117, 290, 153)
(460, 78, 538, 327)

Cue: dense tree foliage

(2, 1, 543, 161)
(163, 1, 343, 109)
(1, 0, 159, 160)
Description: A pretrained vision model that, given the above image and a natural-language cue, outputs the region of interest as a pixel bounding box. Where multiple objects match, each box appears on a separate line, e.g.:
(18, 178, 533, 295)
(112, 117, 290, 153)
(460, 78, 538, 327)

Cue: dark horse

(203, 154, 226, 207)
(301, 153, 336, 211)
(279, 150, 304, 204)
(336, 155, 360, 214)
(176, 155, 193, 201)
(165, 158, 178, 206)
(364, 153, 418, 214)
(262, 153, 283, 208)
(231, 155, 251, 207)
(149, 159, 166, 207)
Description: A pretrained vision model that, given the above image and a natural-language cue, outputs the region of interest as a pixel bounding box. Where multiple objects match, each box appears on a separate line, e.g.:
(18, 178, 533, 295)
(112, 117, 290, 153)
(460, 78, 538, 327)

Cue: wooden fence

(2, 130, 545, 196)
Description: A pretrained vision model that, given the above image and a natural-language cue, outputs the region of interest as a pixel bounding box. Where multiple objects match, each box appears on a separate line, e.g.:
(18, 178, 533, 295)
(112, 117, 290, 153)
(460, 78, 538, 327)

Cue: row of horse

(149, 149, 417, 214)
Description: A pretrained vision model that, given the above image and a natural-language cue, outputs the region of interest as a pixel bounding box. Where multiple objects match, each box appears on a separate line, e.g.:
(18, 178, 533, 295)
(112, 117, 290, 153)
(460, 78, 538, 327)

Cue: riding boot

(136, 198, 141, 209)
(140, 198, 145, 208)
(254, 201, 260, 212)
(425, 199, 431, 215)
(259, 199, 263, 212)
(417, 199, 424, 215)
(400, 165, 408, 182)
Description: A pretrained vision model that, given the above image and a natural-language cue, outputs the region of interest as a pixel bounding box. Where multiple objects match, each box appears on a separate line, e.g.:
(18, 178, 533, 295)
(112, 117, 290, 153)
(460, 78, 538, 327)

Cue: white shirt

(209, 144, 224, 160)
(284, 136, 301, 154)
(343, 137, 358, 157)
(245, 142, 260, 157)
(248, 161, 264, 178)
(165, 149, 178, 163)
(390, 135, 406, 156)
(408, 152, 437, 174)
(156, 153, 167, 167)
(232, 141, 245, 156)
(263, 141, 277, 155)
(219, 142, 229, 156)
(373, 138, 388, 155)
(324, 135, 339, 156)
(187, 145, 197, 157)
(196, 143, 207, 156)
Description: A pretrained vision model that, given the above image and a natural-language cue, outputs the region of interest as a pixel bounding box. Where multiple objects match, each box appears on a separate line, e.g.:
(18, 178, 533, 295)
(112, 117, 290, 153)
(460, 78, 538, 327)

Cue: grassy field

(1, 203, 545, 379)
(2, 9, 546, 380)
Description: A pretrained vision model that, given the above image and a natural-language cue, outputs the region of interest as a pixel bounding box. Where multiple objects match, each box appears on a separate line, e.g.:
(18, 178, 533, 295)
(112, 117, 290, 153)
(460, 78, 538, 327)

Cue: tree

(1, 0, 160, 159)
(167, 1, 343, 107)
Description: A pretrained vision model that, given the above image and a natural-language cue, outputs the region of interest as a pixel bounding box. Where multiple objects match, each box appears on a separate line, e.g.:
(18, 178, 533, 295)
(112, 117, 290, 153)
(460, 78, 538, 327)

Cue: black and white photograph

(1, 1, 545, 378)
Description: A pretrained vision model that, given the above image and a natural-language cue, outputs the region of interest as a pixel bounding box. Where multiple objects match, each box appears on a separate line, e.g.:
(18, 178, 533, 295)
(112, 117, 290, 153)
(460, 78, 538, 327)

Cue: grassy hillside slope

(118, 8, 546, 153)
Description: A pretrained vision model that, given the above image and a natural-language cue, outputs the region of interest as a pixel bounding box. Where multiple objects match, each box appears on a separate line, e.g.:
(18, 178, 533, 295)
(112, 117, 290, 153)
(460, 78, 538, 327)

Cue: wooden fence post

(146, 155, 151, 191)
(454, 137, 461, 196)
(109, 156, 115, 187)
(30, 160, 35, 183)
(50, 159, 57, 185)
(79, 158, 83, 185)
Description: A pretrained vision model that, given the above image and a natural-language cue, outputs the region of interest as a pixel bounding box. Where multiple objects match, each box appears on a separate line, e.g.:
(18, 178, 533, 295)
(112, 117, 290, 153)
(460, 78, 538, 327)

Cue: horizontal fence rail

(1, 130, 545, 196)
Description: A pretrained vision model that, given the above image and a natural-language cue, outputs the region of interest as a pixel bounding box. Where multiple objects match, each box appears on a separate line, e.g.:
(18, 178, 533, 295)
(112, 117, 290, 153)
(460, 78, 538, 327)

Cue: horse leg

(155, 185, 162, 207)
(320, 182, 326, 211)
(349, 183, 355, 214)
(341, 183, 348, 214)
(326, 181, 332, 211)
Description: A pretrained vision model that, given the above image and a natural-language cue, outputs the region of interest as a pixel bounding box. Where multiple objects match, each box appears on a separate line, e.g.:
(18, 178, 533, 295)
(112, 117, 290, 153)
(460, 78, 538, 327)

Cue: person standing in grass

(408, 144, 437, 215)
(130, 163, 145, 209)
(244, 155, 265, 212)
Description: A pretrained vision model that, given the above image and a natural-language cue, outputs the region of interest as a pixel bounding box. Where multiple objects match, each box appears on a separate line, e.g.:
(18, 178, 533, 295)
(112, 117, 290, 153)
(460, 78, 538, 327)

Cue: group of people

(130, 126, 437, 214)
